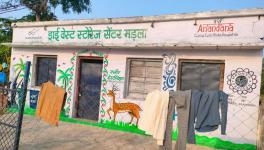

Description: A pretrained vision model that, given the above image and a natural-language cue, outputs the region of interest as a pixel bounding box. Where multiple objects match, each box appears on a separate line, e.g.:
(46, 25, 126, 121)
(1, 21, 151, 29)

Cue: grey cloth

(159, 90, 191, 150)
(187, 90, 228, 144)
(187, 90, 202, 144)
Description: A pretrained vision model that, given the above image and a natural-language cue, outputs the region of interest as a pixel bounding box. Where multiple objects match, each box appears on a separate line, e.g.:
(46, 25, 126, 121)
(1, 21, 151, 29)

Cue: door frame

(74, 56, 104, 118)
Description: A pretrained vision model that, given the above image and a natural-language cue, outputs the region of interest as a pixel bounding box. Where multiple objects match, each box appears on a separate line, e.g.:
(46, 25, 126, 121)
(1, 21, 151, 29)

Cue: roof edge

(12, 8, 264, 28)
(3, 42, 264, 50)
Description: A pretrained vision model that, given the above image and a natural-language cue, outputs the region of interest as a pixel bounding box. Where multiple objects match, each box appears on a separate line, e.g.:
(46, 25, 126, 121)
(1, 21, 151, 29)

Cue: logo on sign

(194, 18, 238, 38)
(25, 28, 42, 40)
(197, 23, 234, 33)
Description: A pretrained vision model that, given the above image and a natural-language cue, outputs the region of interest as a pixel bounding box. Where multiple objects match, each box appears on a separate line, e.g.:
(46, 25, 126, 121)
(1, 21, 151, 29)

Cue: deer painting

(107, 84, 142, 125)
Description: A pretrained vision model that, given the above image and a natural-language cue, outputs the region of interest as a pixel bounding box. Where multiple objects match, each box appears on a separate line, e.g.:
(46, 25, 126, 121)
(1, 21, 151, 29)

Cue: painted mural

(58, 54, 75, 116)
(106, 68, 125, 99)
(106, 84, 142, 125)
(12, 55, 32, 96)
(227, 68, 257, 95)
(57, 68, 74, 90)
(203, 66, 260, 145)
(59, 49, 109, 117)
(13, 57, 32, 81)
(162, 54, 176, 91)
(9, 49, 262, 148)
(14, 58, 26, 76)
(107, 69, 125, 82)
(9, 12, 264, 150)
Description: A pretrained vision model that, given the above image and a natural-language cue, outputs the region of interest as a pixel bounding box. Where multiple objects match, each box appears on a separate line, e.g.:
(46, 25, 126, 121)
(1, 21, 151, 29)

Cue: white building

(7, 8, 264, 147)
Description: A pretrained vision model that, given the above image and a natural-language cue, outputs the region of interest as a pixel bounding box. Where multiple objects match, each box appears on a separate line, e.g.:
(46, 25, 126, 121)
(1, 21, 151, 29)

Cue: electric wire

(0, 6, 27, 14)
(0, 0, 46, 15)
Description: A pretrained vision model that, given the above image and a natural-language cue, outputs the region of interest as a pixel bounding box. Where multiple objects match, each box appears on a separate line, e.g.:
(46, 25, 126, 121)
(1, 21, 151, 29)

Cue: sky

(1, 0, 264, 20)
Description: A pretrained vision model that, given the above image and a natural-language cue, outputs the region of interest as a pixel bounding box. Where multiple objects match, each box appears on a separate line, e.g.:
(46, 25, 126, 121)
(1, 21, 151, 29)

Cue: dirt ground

(19, 115, 214, 150)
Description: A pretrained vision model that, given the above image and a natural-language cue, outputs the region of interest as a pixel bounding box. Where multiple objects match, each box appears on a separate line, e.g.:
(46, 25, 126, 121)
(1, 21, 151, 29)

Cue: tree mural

(14, 58, 26, 78)
(62, 50, 109, 117)
(57, 68, 73, 90)
(13, 58, 32, 83)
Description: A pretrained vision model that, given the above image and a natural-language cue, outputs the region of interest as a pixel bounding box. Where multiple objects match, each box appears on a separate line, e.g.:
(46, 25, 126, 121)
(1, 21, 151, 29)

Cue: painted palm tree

(14, 58, 26, 78)
(57, 68, 73, 90)
(13, 58, 32, 88)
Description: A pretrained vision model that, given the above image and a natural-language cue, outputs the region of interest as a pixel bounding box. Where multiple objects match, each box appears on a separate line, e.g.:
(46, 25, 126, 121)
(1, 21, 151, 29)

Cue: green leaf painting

(14, 58, 26, 77)
(57, 67, 73, 89)
(13, 58, 32, 82)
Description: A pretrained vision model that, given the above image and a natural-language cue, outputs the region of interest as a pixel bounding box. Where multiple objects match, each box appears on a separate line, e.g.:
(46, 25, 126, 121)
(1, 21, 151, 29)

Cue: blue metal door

(77, 59, 103, 120)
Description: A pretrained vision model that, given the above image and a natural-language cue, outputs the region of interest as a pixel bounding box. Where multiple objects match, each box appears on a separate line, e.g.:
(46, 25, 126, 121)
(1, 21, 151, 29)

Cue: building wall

(10, 47, 262, 145)
(10, 9, 264, 147)
(12, 14, 264, 48)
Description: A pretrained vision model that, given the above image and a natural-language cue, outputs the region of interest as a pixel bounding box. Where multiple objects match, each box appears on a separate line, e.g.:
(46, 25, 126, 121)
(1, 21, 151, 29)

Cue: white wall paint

(10, 48, 262, 145)
(10, 11, 264, 146)
(12, 16, 264, 46)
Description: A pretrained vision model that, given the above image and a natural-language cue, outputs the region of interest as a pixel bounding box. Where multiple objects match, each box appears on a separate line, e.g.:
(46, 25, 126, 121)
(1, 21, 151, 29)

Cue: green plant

(0, 18, 12, 78)
(260, 58, 264, 96)
(20, 0, 91, 21)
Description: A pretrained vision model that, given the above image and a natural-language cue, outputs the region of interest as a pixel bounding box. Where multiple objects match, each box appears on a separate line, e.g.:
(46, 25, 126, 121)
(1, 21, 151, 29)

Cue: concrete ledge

(11, 8, 264, 28)
(2, 42, 264, 50)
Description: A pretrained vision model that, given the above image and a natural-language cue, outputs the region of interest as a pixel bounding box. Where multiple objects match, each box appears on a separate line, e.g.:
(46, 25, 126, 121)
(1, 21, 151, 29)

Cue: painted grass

(171, 129, 256, 150)
(21, 107, 256, 150)
(194, 136, 256, 150)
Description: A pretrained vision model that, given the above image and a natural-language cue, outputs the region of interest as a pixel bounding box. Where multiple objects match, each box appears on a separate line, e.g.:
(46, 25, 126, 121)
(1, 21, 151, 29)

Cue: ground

(19, 115, 214, 150)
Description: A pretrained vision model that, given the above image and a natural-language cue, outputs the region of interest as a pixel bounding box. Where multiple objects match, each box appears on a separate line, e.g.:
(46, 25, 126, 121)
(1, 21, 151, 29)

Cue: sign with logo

(12, 16, 264, 46)
(194, 18, 239, 38)
(25, 28, 42, 40)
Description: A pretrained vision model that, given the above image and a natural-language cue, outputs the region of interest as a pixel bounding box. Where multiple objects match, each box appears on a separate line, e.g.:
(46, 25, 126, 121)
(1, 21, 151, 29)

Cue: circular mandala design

(227, 68, 257, 95)
(235, 76, 248, 87)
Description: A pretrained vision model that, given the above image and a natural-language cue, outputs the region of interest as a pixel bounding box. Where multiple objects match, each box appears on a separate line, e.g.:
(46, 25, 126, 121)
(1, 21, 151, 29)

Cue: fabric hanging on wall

(139, 89, 228, 149)
(36, 81, 65, 126)
(159, 90, 192, 150)
(188, 90, 228, 144)
(138, 90, 170, 145)
(159, 90, 228, 149)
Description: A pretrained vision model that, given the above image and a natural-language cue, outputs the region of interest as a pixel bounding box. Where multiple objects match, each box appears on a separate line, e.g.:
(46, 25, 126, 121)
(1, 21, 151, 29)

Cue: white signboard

(13, 17, 264, 46)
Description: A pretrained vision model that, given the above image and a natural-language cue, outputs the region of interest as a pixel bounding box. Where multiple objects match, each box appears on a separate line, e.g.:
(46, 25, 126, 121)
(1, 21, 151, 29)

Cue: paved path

(20, 116, 214, 150)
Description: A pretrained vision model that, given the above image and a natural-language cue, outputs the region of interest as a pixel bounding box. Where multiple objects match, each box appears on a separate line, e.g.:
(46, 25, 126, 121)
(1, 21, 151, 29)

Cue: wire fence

(0, 87, 22, 150)
(15, 94, 261, 150)
(0, 61, 30, 150)
(1, 63, 262, 150)
(1, 90, 262, 149)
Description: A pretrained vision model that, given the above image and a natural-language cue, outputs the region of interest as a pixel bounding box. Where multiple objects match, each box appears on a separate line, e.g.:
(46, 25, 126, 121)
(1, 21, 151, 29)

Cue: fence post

(13, 61, 31, 150)
(11, 70, 21, 106)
